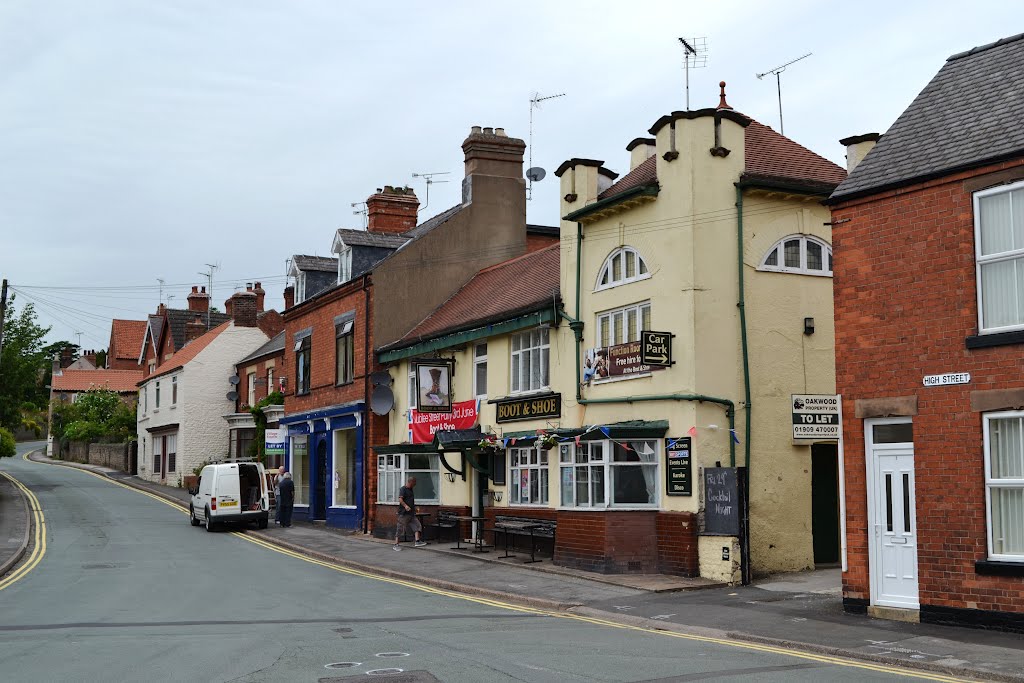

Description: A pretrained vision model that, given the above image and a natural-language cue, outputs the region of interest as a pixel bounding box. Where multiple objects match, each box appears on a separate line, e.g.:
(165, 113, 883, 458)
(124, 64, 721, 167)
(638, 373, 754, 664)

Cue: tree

(51, 389, 137, 443)
(94, 349, 107, 368)
(0, 427, 15, 458)
(0, 297, 52, 431)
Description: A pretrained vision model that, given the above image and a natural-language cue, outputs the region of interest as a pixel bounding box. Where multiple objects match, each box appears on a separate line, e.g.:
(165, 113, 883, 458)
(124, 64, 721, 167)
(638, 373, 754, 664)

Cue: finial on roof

(717, 81, 732, 111)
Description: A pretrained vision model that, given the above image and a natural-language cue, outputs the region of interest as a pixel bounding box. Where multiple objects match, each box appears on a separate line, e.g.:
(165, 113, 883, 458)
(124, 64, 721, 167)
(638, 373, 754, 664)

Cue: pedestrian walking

(273, 465, 285, 525)
(394, 476, 426, 550)
(278, 471, 295, 528)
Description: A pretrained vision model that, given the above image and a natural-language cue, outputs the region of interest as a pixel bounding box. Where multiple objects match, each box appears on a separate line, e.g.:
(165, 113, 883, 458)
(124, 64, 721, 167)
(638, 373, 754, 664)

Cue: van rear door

(216, 464, 242, 512)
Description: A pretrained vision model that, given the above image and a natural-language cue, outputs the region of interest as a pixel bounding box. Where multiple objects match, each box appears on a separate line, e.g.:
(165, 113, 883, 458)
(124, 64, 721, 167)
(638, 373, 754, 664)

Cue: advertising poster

(409, 399, 479, 444)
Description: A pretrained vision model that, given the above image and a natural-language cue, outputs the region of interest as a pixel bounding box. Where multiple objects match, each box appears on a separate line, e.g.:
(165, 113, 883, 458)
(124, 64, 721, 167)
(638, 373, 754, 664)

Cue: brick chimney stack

(462, 125, 526, 181)
(187, 286, 210, 313)
(253, 281, 266, 313)
(283, 285, 295, 311)
(184, 315, 206, 344)
(366, 185, 419, 234)
(230, 291, 258, 328)
(83, 349, 97, 367)
(224, 296, 234, 317)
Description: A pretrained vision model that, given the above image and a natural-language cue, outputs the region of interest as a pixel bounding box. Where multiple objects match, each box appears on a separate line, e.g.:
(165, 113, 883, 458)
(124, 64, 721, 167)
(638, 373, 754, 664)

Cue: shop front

(280, 401, 365, 529)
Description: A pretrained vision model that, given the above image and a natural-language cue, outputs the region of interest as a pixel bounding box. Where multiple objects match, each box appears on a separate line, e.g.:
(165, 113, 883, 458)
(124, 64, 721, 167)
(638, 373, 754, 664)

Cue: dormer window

(338, 246, 352, 284)
(596, 247, 650, 291)
(295, 271, 307, 304)
(759, 235, 833, 277)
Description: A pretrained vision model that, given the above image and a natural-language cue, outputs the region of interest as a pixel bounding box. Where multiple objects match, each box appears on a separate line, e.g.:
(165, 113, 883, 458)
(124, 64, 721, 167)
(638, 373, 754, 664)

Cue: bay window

(984, 412, 1024, 560)
(509, 447, 549, 506)
(975, 181, 1024, 332)
(559, 441, 659, 508)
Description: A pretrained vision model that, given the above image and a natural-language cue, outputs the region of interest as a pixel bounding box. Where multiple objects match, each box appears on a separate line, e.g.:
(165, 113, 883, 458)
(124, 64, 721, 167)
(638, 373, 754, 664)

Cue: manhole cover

(366, 669, 404, 676)
(375, 652, 409, 658)
(333, 627, 353, 634)
(324, 662, 361, 669)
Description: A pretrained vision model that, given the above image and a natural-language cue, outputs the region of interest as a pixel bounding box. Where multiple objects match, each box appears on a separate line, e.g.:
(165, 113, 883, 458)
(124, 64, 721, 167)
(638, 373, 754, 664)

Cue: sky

(1, 0, 1020, 348)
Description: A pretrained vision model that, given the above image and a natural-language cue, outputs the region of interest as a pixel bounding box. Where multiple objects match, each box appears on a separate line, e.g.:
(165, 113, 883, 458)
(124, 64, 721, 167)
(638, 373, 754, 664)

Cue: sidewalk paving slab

(28, 450, 1024, 682)
(0, 472, 31, 578)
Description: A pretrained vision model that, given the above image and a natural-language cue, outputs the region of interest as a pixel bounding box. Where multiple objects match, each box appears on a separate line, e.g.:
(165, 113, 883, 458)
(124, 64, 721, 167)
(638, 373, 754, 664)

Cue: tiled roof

(165, 308, 231, 351)
(53, 369, 143, 393)
(396, 244, 559, 344)
(832, 33, 1024, 200)
(145, 321, 232, 383)
(743, 120, 847, 188)
(599, 155, 657, 199)
(109, 319, 147, 360)
(334, 229, 410, 249)
(237, 331, 285, 365)
(292, 255, 339, 272)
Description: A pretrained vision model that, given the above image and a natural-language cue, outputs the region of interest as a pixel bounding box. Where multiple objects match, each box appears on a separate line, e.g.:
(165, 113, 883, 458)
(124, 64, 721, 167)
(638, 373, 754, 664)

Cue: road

(0, 443, 947, 683)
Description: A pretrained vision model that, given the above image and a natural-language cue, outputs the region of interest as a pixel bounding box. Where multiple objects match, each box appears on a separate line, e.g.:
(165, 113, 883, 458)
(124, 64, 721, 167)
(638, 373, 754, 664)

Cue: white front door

(866, 419, 919, 609)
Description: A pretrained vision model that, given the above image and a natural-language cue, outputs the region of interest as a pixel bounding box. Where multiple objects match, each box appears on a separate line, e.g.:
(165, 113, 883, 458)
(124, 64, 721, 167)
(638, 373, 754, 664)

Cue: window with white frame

(338, 246, 353, 284)
(559, 440, 659, 508)
(596, 246, 650, 290)
(153, 435, 162, 474)
(267, 367, 274, 393)
(597, 302, 651, 347)
(474, 343, 488, 398)
(155, 380, 161, 409)
(983, 412, 1024, 560)
(407, 368, 417, 410)
(295, 335, 311, 395)
(295, 271, 307, 304)
(142, 385, 147, 414)
(975, 181, 1024, 332)
(759, 235, 833, 276)
(509, 447, 549, 505)
(171, 375, 178, 405)
(335, 318, 354, 385)
(377, 453, 440, 504)
(247, 372, 256, 405)
(166, 432, 177, 473)
(510, 328, 549, 394)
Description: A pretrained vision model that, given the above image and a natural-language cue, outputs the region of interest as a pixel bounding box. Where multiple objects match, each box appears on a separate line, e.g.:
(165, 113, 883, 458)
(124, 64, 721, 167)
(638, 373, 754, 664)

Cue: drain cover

(366, 669, 404, 676)
(375, 652, 410, 658)
(324, 662, 361, 669)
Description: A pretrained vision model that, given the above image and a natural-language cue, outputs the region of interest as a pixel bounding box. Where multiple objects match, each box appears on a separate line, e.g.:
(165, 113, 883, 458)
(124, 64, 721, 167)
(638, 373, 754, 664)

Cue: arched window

(596, 247, 650, 290)
(758, 235, 833, 276)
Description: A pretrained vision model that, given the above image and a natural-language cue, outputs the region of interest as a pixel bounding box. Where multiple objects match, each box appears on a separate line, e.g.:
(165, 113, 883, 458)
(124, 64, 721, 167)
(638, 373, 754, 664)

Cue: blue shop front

(280, 401, 365, 529)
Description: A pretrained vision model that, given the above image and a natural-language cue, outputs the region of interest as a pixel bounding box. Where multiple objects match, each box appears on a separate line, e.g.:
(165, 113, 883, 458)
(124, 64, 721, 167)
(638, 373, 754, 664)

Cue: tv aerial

(411, 171, 450, 212)
(527, 91, 565, 200)
(351, 201, 368, 229)
(757, 53, 812, 135)
(678, 37, 708, 110)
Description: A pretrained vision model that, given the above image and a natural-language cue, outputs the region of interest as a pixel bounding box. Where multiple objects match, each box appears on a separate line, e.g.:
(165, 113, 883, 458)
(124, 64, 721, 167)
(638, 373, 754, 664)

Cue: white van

(189, 462, 269, 531)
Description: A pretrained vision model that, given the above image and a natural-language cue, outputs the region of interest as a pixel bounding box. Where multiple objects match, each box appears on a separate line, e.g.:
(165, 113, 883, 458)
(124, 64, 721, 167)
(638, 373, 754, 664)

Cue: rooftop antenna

(351, 201, 368, 229)
(678, 37, 708, 110)
(756, 52, 812, 136)
(199, 263, 219, 330)
(166, 295, 175, 307)
(528, 91, 565, 200)
(157, 278, 165, 305)
(74, 331, 83, 349)
(411, 172, 450, 212)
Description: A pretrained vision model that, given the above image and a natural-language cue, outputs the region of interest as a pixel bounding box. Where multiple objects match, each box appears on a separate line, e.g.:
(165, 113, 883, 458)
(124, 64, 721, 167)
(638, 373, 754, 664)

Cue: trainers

(393, 544, 401, 551)
(414, 541, 427, 547)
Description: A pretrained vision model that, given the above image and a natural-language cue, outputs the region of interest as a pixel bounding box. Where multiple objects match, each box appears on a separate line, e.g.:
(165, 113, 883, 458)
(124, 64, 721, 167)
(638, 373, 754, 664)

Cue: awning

(431, 427, 484, 451)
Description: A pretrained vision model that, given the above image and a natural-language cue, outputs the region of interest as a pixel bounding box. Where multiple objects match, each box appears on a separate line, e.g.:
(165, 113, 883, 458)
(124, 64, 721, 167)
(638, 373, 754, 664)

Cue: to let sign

(923, 372, 970, 387)
(641, 331, 673, 367)
(665, 436, 692, 496)
(494, 393, 561, 423)
(791, 394, 841, 440)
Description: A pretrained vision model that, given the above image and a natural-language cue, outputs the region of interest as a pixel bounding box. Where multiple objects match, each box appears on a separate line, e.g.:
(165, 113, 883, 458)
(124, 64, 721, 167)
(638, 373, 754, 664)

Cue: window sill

(296, 391, 311, 397)
(506, 388, 553, 398)
(507, 503, 552, 508)
(169, 405, 177, 410)
(556, 506, 659, 512)
(966, 329, 1024, 349)
(329, 505, 357, 510)
(335, 380, 354, 388)
(975, 559, 1024, 576)
(591, 373, 651, 385)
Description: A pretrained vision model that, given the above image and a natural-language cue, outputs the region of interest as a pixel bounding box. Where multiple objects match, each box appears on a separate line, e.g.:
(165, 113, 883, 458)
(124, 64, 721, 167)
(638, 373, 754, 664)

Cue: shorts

(396, 514, 422, 535)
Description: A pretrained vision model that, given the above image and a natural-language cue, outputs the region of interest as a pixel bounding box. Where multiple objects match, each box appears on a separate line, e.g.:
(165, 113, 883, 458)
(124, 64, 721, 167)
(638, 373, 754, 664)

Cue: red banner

(409, 399, 480, 444)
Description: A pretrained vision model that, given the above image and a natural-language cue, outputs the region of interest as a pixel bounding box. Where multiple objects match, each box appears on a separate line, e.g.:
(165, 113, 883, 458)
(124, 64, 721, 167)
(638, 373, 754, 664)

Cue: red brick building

(106, 319, 147, 370)
(829, 34, 1024, 631)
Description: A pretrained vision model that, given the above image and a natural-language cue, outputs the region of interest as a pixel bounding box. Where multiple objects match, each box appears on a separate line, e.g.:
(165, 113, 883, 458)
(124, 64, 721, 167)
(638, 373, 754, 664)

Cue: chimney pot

(366, 184, 419, 234)
(246, 282, 253, 291)
(201, 286, 206, 293)
(462, 126, 526, 181)
(483, 127, 494, 135)
(840, 133, 881, 173)
(253, 282, 266, 313)
(471, 125, 482, 134)
(283, 285, 295, 311)
(191, 286, 198, 293)
(495, 127, 506, 137)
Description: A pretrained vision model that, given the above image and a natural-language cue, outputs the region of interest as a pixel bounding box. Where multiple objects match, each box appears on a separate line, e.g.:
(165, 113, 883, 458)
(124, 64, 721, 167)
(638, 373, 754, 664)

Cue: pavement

(0, 442, 33, 577)
(11, 445, 1024, 682)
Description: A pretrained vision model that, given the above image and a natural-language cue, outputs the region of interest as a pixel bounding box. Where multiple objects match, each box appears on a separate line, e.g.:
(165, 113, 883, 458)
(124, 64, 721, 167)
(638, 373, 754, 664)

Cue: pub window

(474, 343, 488, 398)
(596, 247, 650, 291)
(559, 441, 658, 508)
(596, 301, 651, 347)
(758, 235, 833, 277)
(377, 454, 440, 504)
(335, 318, 354, 386)
(509, 446, 549, 506)
(295, 335, 311, 395)
(510, 328, 549, 394)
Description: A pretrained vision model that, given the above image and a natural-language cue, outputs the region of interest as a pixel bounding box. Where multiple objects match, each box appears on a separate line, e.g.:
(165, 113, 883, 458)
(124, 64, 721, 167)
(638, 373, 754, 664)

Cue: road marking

(0, 470, 47, 592)
(24, 454, 969, 682)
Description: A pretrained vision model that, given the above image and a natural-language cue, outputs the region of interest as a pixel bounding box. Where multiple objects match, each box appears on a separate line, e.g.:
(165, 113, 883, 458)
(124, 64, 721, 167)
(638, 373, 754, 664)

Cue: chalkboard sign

(703, 467, 740, 535)
(665, 437, 692, 496)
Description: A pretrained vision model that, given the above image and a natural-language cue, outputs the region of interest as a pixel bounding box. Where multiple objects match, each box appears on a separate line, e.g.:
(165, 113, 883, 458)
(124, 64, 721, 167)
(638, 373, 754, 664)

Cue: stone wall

(62, 441, 129, 471)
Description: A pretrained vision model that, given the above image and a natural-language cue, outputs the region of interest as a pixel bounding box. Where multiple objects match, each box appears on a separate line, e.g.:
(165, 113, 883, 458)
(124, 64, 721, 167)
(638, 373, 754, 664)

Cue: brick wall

(832, 158, 1024, 616)
(374, 504, 471, 540)
(656, 511, 699, 576)
(237, 352, 283, 408)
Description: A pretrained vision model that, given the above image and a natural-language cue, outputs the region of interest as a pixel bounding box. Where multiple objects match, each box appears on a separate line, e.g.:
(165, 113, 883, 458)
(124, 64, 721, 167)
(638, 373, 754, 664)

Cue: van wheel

(205, 508, 215, 532)
(257, 517, 268, 530)
(190, 506, 200, 526)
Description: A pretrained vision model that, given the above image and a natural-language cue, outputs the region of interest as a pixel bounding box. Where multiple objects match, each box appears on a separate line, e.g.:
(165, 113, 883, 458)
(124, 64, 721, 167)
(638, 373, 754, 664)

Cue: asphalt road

(0, 444, 942, 683)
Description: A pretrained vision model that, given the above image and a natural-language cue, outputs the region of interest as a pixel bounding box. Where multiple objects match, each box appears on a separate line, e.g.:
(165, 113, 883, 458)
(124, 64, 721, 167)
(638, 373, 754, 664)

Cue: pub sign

(493, 393, 561, 423)
(665, 436, 692, 496)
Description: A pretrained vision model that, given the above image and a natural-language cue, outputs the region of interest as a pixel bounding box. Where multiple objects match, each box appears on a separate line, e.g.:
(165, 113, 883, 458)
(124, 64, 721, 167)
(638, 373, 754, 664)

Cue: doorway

(811, 443, 840, 565)
(314, 437, 328, 520)
(865, 418, 919, 609)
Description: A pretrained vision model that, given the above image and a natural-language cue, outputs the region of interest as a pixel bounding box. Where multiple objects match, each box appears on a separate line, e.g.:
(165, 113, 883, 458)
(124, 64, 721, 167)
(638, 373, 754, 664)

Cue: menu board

(665, 437, 692, 496)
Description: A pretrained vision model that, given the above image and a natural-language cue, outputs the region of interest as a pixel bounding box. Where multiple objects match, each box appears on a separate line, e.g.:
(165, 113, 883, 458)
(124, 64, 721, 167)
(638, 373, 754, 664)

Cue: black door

(811, 444, 840, 565)
(314, 437, 328, 520)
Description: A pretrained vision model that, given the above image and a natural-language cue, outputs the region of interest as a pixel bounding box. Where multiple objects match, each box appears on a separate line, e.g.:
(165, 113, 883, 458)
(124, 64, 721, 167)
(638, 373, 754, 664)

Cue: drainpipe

(362, 274, 371, 535)
(735, 186, 753, 472)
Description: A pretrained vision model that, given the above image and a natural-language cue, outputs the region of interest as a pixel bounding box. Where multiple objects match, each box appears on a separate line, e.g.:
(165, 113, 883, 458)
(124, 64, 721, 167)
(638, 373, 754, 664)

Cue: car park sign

(791, 394, 840, 440)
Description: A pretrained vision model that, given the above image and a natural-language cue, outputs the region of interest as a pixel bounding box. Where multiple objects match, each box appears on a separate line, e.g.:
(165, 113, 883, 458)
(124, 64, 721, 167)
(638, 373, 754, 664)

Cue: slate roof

(392, 244, 559, 346)
(145, 321, 232, 383)
(526, 224, 559, 237)
(145, 314, 164, 355)
(599, 155, 657, 199)
(400, 204, 464, 241)
(53, 369, 143, 394)
(831, 33, 1024, 201)
(334, 229, 410, 249)
(292, 255, 339, 272)
(237, 331, 285, 365)
(165, 308, 231, 351)
(110, 320, 147, 361)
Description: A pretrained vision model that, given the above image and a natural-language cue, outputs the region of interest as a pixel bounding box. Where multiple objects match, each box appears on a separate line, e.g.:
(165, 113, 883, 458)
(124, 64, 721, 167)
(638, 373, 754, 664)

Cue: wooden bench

(426, 510, 459, 543)
(493, 515, 557, 563)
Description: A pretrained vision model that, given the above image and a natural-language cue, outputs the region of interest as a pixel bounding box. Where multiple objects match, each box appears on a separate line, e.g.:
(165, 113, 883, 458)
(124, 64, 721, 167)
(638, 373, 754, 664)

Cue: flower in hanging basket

(537, 433, 559, 451)
(477, 435, 501, 451)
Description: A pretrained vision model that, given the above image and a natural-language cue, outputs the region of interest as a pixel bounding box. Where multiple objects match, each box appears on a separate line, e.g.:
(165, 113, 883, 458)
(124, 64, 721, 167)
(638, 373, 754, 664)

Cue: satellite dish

(370, 385, 395, 416)
(526, 167, 546, 182)
(226, 391, 238, 401)
(370, 370, 393, 387)
(228, 375, 240, 385)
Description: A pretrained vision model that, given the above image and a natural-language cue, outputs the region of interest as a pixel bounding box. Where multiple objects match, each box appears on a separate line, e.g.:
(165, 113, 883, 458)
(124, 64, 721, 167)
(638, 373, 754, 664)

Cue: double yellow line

(0, 470, 47, 592)
(23, 455, 969, 682)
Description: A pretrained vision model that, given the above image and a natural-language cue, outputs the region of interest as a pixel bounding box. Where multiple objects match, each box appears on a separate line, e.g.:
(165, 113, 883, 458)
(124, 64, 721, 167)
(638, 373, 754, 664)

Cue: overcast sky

(1, 0, 1019, 348)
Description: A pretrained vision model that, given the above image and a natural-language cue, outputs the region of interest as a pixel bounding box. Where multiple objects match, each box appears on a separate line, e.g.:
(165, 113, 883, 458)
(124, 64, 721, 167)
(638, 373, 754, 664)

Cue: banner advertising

(409, 399, 479, 444)
(583, 342, 667, 382)
(265, 427, 287, 457)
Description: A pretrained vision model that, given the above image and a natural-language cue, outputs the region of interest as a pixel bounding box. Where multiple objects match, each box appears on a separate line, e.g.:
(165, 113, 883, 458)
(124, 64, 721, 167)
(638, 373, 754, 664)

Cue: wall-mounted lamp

(492, 491, 503, 502)
(444, 472, 457, 483)
(803, 317, 815, 336)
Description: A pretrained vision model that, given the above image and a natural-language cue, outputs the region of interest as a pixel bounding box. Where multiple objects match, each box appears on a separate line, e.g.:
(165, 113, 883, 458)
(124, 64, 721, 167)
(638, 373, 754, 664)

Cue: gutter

(563, 183, 659, 222)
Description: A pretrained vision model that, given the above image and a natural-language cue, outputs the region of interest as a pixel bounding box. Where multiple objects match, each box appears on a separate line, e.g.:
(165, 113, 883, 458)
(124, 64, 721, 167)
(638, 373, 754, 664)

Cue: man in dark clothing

(393, 476, 426, 550)
(278, 471, 295, 528)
